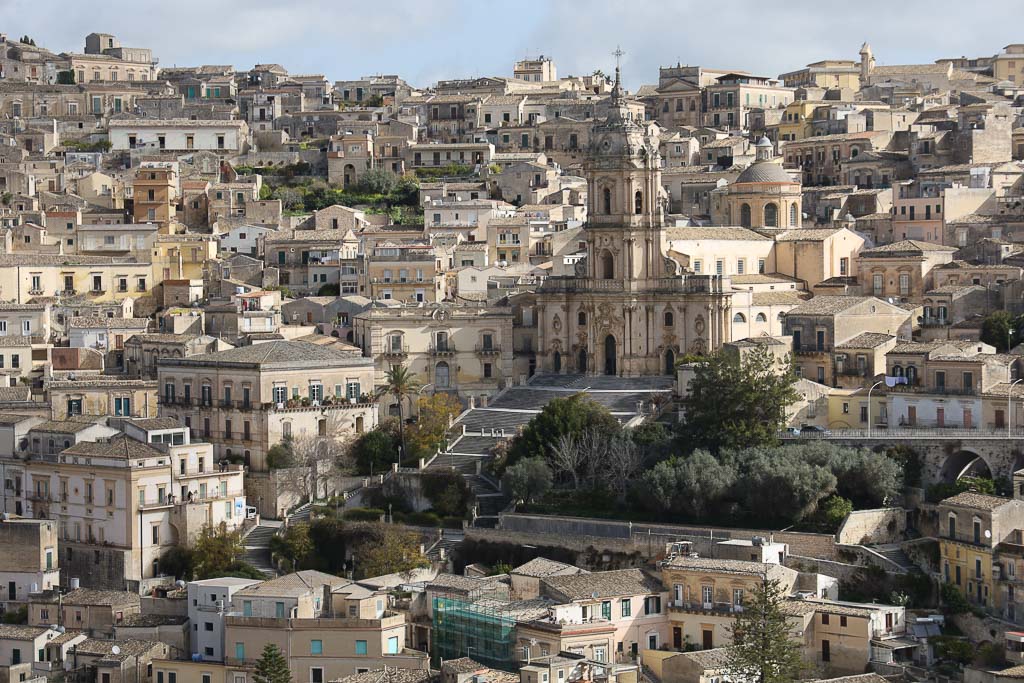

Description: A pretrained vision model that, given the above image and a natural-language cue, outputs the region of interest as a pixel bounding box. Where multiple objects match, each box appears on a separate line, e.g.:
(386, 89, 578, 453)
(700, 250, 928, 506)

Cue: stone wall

(836, 508, 907, 545)
(785, 554, 864, 583)
(60, 543, 131, 591)
(497, 513, 840, 560)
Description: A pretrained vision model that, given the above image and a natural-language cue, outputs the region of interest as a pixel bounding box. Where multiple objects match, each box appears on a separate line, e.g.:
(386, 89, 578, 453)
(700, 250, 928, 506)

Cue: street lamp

(867, 380, 884, 438)
(1009, 379, 1023, 436)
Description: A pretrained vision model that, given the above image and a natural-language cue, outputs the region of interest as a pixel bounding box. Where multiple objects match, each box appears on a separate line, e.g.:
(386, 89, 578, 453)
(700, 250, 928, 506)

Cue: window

(387, 637, 399, 655)
(311, 670, 323, 683)
(621, 598, 632, 617)
(311, 640, 322, 655)
(235, 643, 245, 660)
(355, 640, 367, 655)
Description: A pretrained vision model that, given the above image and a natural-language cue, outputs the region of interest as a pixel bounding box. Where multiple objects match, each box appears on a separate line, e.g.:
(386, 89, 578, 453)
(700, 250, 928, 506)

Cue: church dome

(756, 136, 772, 148)
(735, 160, 792, 184)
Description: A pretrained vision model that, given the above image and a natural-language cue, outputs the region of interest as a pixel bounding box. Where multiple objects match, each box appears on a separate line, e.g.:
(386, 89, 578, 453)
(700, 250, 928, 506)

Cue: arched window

(733, 313, 746, 323)
(435, 362, 450, 388)
(789, 203, 798, 226)
(906, 366, 917, 384)
(850, 147, 860, 158)
(764, 203, 778, 228)
(600, 250, 614, 280)
(892, 365, 904, 377)
(664, 311, 674, 327)
(634, 191, 643, 215)
(435, 331, 449, 352)
(755, 312, 768, 322)
(740, 203, 751, 228)
(603, 187, 612, 215)
(578, 311, 586, 326)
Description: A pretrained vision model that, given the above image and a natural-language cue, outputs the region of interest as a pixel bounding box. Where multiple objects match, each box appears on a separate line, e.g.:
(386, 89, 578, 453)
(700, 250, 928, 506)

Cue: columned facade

(536, 66, 733, 377)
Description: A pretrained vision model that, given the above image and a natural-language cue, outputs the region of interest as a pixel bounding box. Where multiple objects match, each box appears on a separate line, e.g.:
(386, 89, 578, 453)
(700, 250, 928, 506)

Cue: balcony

(475, 344, 501, 356)
(429, 344, 456, 357)
(921, 317, 950, 328)
(793, 344, 831, 355)
(382, 344, 409, 359)
(668, 601, 744, 616)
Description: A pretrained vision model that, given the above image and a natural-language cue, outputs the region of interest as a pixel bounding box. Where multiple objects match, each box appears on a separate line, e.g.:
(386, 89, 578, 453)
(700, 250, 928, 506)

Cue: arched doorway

(553, 351, 562, 372)
(600, 250, 614, 279)
(604, 335, 617, 376)
(578, 348, 588, 373)
(343, 164, 355, 188)
(664, 349, 675, 375)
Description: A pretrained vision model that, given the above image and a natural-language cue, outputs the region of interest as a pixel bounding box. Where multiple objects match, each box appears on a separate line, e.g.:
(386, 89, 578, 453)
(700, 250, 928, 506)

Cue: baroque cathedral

(536, 66, 735, 378)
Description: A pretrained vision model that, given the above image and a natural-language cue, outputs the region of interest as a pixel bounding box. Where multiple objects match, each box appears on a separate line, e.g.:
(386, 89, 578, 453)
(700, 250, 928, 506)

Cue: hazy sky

(2, 0, 1019, 89)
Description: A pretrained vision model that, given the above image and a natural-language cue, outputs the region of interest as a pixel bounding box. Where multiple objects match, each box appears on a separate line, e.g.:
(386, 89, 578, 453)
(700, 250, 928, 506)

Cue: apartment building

(156, 340, 377, 472)
(782, 296, 911, 385)
(189, 577, 262, 661)
(224, 572, 429, 683)
(18, 419, 245, 589)
(364, 243, 446, 303)
(939, 492, 1024, 614)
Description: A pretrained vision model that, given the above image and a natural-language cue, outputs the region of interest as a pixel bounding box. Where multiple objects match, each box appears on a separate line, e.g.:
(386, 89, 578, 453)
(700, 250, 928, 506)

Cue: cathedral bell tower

(582, 50, 670, 289)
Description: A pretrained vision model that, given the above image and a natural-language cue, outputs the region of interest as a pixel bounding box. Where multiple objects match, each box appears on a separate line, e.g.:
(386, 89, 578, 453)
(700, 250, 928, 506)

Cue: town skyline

(5, 0, 1024, 87)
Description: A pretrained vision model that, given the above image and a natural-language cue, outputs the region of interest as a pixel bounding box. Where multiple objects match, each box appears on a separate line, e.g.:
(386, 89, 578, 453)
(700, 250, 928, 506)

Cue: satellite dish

(591, 591, 599, 600)
(985, 529, 992, 539)
(111, 646, 121, 656)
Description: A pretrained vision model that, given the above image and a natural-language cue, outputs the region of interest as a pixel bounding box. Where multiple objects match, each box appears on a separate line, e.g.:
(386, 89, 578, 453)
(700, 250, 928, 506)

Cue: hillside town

(2, 23, 1024, 683)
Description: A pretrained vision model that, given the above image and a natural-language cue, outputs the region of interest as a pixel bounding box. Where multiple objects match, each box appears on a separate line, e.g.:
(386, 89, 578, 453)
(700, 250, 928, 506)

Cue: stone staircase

(242, 519, 283, 577)
(288, 501, 313, 525)
(873, 543, 918, 572)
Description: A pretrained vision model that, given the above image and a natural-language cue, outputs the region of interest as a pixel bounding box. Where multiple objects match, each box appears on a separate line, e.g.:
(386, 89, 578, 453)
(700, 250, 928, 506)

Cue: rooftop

(542, 568, 662, 601)
(941, 491, 1015, 511)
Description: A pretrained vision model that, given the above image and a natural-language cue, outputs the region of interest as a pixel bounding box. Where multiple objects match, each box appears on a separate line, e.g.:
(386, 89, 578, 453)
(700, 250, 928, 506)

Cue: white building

(188, 577, 262, 661)
(218, 225, 277, 257)
(108, 120, 250, 153)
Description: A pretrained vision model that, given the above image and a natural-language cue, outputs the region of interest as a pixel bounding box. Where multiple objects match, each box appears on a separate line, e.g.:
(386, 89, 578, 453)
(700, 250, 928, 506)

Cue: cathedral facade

(536, 71, 733, 377)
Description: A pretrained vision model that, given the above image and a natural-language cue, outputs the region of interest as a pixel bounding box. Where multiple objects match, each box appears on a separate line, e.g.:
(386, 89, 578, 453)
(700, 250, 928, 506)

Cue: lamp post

(1009, 378, 1023, 436)
(867, 380, 884, 438)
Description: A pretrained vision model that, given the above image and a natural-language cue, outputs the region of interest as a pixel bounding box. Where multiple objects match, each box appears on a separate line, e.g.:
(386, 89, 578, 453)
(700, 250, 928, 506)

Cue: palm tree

(381, 364, 420, 465)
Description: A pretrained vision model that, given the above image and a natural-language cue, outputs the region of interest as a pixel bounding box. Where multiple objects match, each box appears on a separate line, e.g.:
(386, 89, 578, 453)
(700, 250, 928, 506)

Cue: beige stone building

(782, 296, 912, 385)
(157, 340, 377, 473)
(0, 517, 59, 609)
(855, 239, 957, 303)
(19, 419, 245, 589)
(353, 303, 513, 408)
(660, 556, 797, 651)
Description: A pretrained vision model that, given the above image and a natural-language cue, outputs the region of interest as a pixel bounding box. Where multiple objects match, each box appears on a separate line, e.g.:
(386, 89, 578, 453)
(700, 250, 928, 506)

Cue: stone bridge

(781, 429, 1024, 486)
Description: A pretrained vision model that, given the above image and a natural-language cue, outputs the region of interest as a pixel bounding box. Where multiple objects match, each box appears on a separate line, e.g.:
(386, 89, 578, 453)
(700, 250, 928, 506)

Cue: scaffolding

(431, 587, 520, 671)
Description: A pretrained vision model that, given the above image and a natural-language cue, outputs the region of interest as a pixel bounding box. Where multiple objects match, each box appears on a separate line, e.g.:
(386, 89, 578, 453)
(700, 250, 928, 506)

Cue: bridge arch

(939, 448, 993, 484)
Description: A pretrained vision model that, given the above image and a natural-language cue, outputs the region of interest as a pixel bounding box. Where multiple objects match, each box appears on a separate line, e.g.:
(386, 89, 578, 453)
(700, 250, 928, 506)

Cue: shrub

(343, 507, 385, 522)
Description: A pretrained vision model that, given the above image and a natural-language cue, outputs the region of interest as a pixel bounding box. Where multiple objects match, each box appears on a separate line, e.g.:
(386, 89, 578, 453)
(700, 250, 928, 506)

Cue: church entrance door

(604, 335, 617, 376)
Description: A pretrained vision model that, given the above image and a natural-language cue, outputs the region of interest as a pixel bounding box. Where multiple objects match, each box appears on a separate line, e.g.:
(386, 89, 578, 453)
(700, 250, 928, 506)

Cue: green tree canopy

(191, 523, 263, 580)
(502, 457, 553, 503)
(679, 347, 799, 452)
(253, 644, 292, 683)
(351, 523, 428, 579)
(981, 310, 1022, 352)
(726, 578, 807, 683)
(507, 393, 619, 468)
